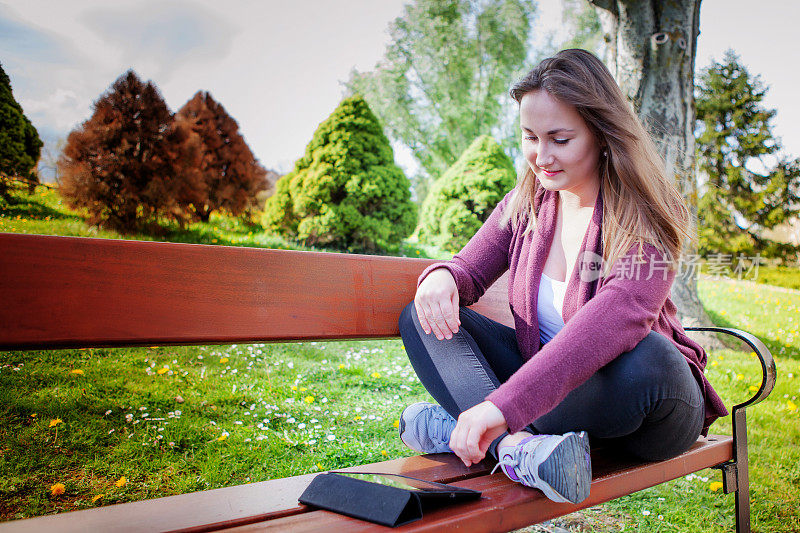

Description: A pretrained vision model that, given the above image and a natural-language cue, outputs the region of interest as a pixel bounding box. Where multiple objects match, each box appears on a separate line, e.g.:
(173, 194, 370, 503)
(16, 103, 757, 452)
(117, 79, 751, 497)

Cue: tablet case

(298, 472, 424, 527)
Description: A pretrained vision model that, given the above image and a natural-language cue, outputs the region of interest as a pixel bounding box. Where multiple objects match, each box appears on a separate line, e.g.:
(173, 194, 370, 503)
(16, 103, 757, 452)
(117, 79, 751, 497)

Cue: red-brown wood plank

(219, 435, 733, 533)
(0, 454, 491, 533)
(0, 233, 513, 350)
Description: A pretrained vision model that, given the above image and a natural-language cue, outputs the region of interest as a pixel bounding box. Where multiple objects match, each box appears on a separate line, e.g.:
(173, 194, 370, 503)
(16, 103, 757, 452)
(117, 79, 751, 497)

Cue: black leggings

(398, 302, 705, 462)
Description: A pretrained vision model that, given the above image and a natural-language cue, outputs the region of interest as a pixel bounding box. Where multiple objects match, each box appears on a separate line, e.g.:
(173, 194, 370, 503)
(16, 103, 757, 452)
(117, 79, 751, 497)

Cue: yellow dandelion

(50, 483, 65, 496)
(393, 420, 400, 428)
(291, 385, 298, 391)
(749, 385, 759, 392)
(70, 369, 84, 375)
(371, 372, 381, 378)
(709, 481, 723, 492)
(381, 450, 388, 456)
(304, 396, 314, 404)
(736, 374, 744, 381)
(220, 357, 229, 364)
(750, 352, 757, 358)
(710, 361, 718, 367)
(338, 364, 345, 369)
(316, 463, 323, 470)
(157, 367, 169, 375)
(30, 413, 37, 418)
(49, 418, 63, 428)
(91, 494, 104, 503)
(300, 387, 307, 392)
(788, 400, 798, 412)
(115, 476, 127, 488)
(217, 434, 228, 442)
(354, 416, 362, 421)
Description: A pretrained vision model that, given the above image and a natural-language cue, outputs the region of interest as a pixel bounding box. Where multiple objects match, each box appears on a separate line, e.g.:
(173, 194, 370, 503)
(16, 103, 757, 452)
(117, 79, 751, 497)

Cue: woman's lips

(541, 169, 561, 177)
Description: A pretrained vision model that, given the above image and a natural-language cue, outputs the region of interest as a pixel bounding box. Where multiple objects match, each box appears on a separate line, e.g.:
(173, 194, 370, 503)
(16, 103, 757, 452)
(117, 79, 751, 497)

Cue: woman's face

(519, 90, 603, 199)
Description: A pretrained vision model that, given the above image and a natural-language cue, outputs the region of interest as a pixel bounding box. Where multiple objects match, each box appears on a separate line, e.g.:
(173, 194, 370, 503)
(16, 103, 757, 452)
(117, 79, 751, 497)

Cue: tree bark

(589, 0, 716, 334)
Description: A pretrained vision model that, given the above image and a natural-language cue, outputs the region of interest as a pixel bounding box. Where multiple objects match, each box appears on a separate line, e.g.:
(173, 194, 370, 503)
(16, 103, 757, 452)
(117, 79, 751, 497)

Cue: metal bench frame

(685, 327, 776, 533)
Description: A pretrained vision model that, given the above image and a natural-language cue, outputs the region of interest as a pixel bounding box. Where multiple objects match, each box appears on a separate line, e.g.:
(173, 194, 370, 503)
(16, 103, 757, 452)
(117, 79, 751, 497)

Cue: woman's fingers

(449, 421, 471, 467)
(414, 268, 460, 341)
(450, 290, 462, 329)
(414, 300, 432, 335)
(415, 298, 457, 340)
(450, 402, 508, 467)
(434, 300, 458, 339)
(425, 302, 448, 340)
(415, 300, 443, 338)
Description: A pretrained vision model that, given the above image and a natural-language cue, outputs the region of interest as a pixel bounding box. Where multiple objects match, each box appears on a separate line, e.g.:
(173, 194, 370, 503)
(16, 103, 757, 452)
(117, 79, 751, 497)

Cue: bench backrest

(0, 233, 513, 350)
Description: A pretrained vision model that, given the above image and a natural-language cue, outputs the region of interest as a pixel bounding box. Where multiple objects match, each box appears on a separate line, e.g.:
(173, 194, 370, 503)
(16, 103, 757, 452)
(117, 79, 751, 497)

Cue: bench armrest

(684, 326, 777, 411)
(683, 326, 776, 532)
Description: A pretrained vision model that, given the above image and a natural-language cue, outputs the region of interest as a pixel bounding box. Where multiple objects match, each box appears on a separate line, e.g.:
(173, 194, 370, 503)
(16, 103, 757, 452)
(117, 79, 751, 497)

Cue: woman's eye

(554, 139, 569, 145)
(524, 135, 537, 141)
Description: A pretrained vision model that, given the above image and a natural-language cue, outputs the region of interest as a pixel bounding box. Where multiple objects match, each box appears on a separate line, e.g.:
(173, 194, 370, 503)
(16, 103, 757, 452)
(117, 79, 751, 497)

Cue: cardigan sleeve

(486, 243, 676, 433)
(417, 188, 518, 307)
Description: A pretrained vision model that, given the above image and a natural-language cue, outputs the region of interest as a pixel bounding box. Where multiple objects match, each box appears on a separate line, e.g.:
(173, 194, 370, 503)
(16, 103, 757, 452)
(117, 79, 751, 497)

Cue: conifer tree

(0, 62, 43, 199)
(58, 70, 203, 231)
(176, 91, 268, 221)
(415, 135, 516, 253)
(263, 95, 416, 254)
(696, 50, 800, 257)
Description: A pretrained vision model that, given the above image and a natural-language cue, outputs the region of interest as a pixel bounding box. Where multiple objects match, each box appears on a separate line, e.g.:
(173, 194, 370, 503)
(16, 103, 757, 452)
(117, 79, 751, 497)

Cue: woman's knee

(398, 301, 418, 335)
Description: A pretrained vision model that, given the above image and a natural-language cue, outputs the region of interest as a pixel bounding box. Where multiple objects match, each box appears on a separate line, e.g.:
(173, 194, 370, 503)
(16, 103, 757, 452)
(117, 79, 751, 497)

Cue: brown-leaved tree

(58, 70, 203, 231)
(176, 91, 268, 221)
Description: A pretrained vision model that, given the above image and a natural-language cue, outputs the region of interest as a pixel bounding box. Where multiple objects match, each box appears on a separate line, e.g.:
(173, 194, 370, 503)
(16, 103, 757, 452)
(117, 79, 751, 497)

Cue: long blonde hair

(499, 49, 691, 272)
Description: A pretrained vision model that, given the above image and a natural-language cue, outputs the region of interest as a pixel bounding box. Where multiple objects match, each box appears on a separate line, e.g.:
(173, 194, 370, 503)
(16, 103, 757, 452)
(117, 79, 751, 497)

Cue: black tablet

(330, 471, 481, 500)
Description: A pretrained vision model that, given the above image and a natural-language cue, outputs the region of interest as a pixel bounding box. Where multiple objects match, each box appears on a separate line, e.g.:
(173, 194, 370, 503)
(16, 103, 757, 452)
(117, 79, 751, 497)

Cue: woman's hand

(414, 267, 461, 340)
(449, 401, 508, 467)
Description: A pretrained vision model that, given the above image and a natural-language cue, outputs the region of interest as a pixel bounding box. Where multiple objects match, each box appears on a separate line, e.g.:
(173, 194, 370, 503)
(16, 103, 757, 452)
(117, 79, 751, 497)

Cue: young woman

(397, 49, 727, 505)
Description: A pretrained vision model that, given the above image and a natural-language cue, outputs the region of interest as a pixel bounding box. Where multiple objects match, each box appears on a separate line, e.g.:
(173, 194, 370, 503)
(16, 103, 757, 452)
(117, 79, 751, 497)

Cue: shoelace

(490, 435, 548, 487)
(424, 408, 456, 444)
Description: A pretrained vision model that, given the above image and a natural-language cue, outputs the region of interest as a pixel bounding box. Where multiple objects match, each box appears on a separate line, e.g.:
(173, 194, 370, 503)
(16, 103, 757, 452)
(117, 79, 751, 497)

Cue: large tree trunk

(589, 0, 716, 333)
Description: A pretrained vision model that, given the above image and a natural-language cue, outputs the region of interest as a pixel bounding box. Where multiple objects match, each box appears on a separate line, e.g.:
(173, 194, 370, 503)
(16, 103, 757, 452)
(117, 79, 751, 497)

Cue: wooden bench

(0, 232, 776, 532)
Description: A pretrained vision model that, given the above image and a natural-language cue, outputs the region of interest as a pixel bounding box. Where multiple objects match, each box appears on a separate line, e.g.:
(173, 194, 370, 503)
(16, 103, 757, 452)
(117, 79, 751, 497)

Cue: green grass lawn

(1, 184, 799, 531)
(0, 183, 433, 257)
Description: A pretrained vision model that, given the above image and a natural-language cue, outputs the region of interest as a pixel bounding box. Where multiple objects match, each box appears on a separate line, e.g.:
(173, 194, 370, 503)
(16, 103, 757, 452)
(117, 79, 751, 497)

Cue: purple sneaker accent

(491, 431, 592, 504)
(495, 435, 538, 482)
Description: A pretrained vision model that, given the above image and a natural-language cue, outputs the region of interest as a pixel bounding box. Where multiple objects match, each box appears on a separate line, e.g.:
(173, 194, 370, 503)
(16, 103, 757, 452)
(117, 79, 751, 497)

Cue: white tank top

(538, 273, 566, 344)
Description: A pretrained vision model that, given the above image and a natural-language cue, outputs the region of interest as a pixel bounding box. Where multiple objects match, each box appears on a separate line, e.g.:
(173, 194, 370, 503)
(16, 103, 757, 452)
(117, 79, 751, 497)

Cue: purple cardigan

(417, 186, 728, 436)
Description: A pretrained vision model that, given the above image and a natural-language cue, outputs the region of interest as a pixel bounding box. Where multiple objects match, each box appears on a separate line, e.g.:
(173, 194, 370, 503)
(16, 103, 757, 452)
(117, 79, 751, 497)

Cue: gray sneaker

(398, 402, 457, 454)
(492, 431, 591, 504)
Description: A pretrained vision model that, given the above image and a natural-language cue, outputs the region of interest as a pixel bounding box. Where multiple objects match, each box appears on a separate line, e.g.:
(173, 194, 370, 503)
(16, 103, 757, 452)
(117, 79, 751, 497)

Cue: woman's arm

(417, 188, 518, 307)
(487, 243, 675, 434)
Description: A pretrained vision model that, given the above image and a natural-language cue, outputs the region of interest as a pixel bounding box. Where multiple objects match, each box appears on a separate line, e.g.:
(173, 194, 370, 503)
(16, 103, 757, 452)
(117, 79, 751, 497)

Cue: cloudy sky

(2, 0, 799, 180)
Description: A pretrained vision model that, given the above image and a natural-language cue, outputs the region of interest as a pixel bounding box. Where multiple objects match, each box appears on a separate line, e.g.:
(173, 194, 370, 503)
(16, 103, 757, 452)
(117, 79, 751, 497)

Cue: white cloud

(23, 88, 84, 131)
(81, 0, 237, 82)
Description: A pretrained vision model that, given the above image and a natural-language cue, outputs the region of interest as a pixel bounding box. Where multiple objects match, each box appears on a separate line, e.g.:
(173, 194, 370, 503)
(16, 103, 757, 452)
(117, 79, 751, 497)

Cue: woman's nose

(536, 148, 553, 168)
